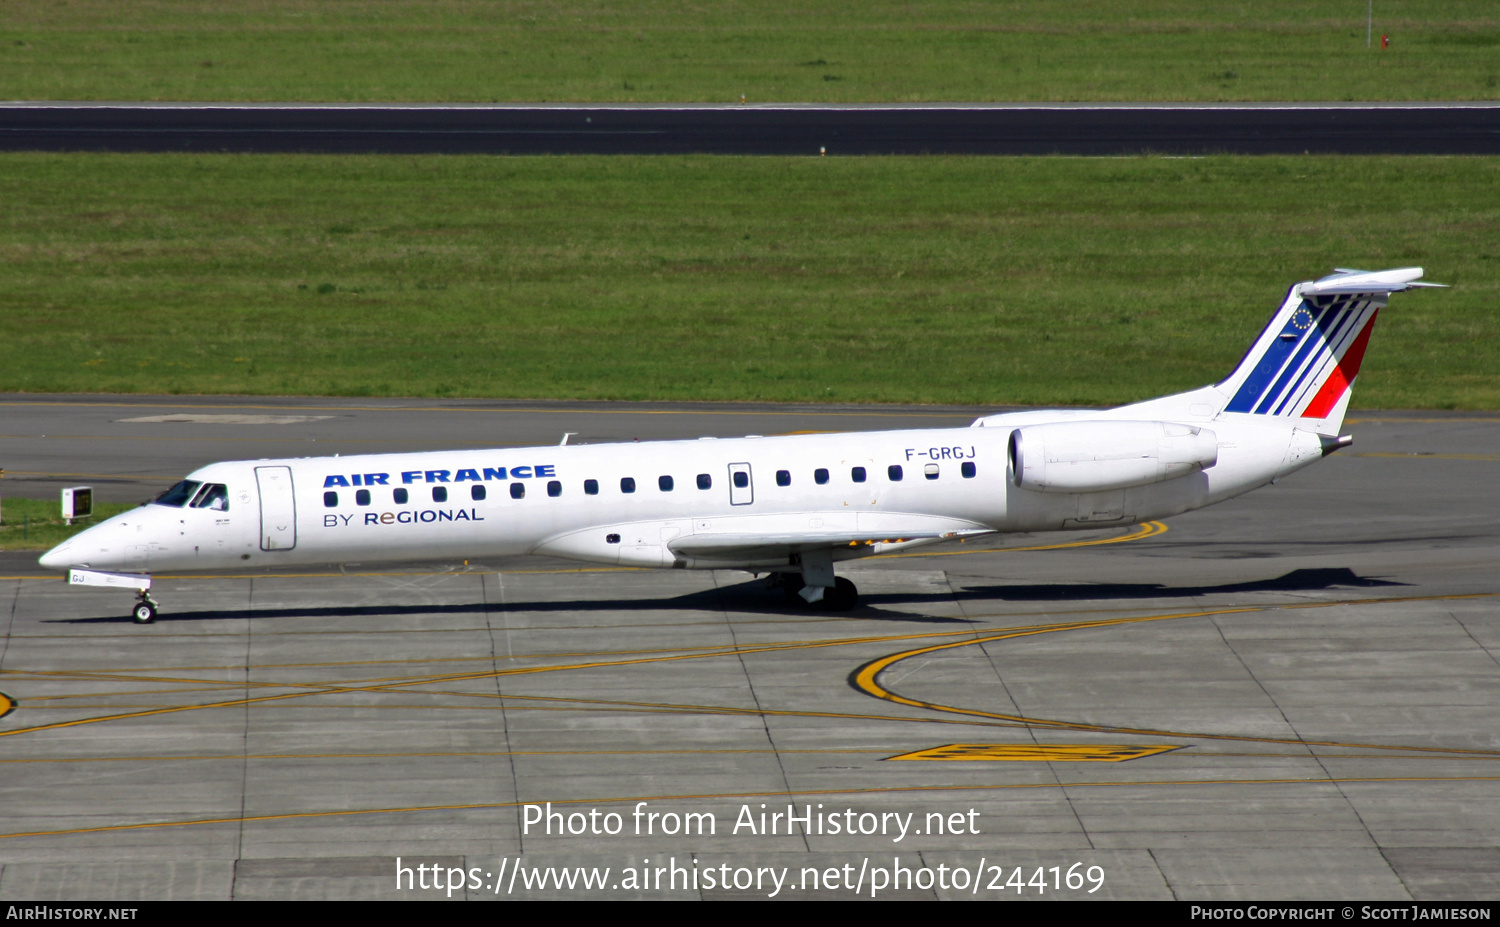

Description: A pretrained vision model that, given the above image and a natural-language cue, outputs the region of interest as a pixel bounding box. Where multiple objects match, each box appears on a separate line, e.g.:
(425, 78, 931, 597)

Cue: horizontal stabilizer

(1302, 267, 1446, 296)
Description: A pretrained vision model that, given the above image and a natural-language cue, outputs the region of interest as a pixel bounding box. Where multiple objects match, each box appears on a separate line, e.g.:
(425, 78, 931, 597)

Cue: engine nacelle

(1009, 420, 1218, 493)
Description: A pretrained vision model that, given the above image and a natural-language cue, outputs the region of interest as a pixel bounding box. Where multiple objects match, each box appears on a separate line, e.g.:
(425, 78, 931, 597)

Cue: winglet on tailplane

(1212, 267, 1444, 436)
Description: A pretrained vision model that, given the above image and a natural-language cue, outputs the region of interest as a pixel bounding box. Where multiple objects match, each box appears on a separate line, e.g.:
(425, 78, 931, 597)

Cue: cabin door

(255, 466, 298, 551)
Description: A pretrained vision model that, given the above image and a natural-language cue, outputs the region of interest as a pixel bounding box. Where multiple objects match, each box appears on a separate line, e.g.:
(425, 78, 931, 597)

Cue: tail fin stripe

(1301, 308, 1378, 419)
(1279, 301, 1370, 415)
(1252, 301, 1349, 414)
(1266, 302, 1361, 415)
(1231, 298, 1349, 414)
(1224, 300, 1322, 413)
(1275, 343, 1337, 416)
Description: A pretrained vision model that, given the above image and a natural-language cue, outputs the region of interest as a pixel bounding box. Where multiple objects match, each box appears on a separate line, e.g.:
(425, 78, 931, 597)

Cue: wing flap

(668, 528, 990, 559)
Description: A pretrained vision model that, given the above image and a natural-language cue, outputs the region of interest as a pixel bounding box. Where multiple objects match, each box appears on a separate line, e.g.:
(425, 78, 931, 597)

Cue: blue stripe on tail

(1224, 300, 1321, 413)
(1251, 303, 1338, 414)
(1269, 303, 1359, 415)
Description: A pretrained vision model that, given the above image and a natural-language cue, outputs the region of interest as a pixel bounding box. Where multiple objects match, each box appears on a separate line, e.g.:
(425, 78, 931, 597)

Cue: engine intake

(1009, 421, 1218, 493)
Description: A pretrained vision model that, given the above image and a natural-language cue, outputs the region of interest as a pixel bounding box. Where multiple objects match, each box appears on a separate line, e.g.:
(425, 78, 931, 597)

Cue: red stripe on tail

(1301, 309, 1378, 419)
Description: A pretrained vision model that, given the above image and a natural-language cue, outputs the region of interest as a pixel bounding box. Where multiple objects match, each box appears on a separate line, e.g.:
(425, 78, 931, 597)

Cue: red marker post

(1381, 34, 1389, 49)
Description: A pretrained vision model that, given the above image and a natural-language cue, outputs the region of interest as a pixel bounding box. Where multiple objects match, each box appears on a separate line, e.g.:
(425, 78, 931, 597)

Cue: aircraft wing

(668, 527, 991, 560)
(533, 513, 994, 567)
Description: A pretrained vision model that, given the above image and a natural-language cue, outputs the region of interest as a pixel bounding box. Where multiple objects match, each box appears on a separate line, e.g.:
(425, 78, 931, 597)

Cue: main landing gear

(787, 548, 859, 611)
(772, 573, 859, 611)
(132, 591, 159, 624)
(812, 576, 859, 611)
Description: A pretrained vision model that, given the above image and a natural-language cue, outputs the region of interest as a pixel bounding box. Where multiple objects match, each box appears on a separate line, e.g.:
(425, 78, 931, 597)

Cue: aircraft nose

(38, 541, 74, 571)
(38, 516, 118, 571)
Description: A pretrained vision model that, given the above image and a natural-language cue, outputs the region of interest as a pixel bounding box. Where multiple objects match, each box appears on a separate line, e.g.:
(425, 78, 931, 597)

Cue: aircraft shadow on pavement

(47, 579, 973, 626)
(951, 567, 1407, 603)
(46, 569, 1398, 625)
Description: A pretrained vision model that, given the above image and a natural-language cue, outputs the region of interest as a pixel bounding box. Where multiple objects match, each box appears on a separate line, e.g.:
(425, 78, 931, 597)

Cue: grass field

(0, 497, 137, 552)
(1, 1, 1498, 103)
(1, 152, 1494, 410)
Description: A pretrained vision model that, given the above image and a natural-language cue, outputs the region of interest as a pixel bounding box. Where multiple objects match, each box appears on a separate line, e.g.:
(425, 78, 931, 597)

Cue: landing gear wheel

(776, 574, 806, 601)
(132, 592, 159, 625)
(816, 577, 859, 612)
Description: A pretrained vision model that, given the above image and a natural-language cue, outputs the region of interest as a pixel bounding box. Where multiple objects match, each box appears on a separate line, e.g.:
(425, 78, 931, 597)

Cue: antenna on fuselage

(559, 433, 577, 446)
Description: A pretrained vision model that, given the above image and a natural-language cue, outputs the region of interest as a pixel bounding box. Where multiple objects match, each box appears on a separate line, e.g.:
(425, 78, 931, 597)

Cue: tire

(817, 577, 859, 612)
(132, 602, 157, 624)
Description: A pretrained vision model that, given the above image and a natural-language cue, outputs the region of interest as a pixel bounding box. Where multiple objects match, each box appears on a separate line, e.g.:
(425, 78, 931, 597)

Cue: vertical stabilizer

(1215, 267, 1441, 435)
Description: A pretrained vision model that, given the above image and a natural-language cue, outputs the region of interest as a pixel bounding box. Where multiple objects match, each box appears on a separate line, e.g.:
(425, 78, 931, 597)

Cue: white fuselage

(41, 413, 1324, 576)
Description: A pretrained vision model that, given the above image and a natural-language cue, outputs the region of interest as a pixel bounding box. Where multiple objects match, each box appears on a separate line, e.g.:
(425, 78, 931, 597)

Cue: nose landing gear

(132, 591, 159, 624)
(60, 569, 159, 625)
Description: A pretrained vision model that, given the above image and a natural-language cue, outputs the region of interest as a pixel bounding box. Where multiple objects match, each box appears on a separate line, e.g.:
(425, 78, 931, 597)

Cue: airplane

(39, 267, 1443, 624)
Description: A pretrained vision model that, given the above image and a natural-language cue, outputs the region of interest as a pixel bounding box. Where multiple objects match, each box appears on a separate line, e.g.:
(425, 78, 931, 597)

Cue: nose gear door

(255, 466, 297, 551)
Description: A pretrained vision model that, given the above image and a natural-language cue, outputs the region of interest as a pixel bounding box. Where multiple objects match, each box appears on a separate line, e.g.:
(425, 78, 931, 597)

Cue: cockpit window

(153, 480, 202, 507)
(190, 483, 230, 511)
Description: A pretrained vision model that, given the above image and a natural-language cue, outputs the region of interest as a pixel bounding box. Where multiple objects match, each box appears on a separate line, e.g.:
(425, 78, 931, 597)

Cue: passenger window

(548, 480, 562, 497)
(471, 485, 486, 501)
(584, 479, 599, 495)
(696, 473, 712, 490)
(776, 470, 791, 487)
(888, 465, 903, 481)
(153, 480, 202, 508)
(191, 483, 230, 511)
(814, 468, 829, 485)
(851, 467, 866, 483)
(323, 491, 338, 508)
(659, 475, 674, 492)
(621, 477, 636, 494)
(432, 486, 448, 503)
(511, 483, 525, 500)
(394, 487, 409, 504)
(732, 471, 749, 489)
(961, 461, 977, 479)
(356, 489, 371, 506)
(924, 463, 939, 480)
